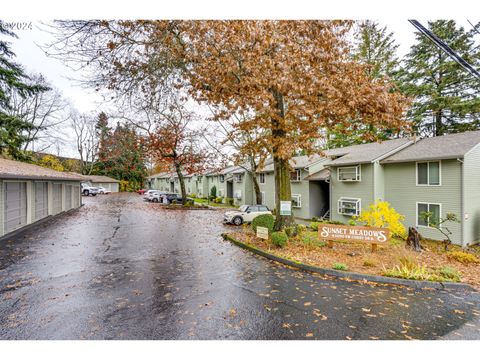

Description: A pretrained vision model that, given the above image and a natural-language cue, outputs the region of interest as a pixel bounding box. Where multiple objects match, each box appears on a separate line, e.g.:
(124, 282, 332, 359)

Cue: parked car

(137, 189, 147, 195)
(143, 190, 156, 201)
(224, 205, 271, 226)
(150, 191, 168, 202)
(161, 193, 194, 205)
(97, 187, 112, 194)
(81, 183, 99, 196)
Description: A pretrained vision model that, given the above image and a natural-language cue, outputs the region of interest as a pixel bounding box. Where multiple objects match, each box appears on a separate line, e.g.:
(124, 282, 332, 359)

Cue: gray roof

(381, 131, 480, 164)
(85, 175, 120, 183)
(0, 158, 84, 181)
(259, 155, 323, 172)
(325, 138, 412, 166)
(304, 168, 330, 181)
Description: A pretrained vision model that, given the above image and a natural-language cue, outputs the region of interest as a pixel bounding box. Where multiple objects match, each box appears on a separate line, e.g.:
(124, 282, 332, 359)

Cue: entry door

(34, 182, 48, 220)
(4, 182, 27, 234)
(52, 184, 63, 214)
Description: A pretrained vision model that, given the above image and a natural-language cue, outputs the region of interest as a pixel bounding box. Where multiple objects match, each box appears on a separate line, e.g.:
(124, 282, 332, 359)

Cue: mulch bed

(227, 229, 480, 289)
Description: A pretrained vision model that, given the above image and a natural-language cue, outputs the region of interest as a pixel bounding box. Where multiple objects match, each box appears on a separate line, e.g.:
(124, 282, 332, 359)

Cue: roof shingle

(0, 158, 84, 181)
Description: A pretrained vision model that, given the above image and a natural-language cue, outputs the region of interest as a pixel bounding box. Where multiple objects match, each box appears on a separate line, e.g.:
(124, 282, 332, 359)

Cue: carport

(0, 158, 84, 238)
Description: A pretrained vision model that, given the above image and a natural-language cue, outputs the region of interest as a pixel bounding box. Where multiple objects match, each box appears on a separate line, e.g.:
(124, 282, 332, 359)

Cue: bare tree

(70, 111, 99, 175)
(6, 73, 69, 153)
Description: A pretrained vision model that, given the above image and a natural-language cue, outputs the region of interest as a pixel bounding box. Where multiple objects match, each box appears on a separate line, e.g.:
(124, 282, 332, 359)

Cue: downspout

(457, 158, 465, 247)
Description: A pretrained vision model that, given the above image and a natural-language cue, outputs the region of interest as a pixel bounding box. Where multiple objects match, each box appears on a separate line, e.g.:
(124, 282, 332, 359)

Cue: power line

(408, 20, 480, 81)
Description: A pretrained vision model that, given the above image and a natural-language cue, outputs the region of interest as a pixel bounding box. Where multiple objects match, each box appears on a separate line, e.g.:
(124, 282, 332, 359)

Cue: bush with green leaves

(333, 263, 348, 271)
(251, 214, 275, 234)
(226, 197, 234, 206)
(296, 224, 307, 234)
(271, 231, 288, 248)
(284, 226, 298, 238)
(310, 222, 320, 231)
(214, 197, 223, 204)
(439, 267, 461, 282)
(210, 185, 217, 198)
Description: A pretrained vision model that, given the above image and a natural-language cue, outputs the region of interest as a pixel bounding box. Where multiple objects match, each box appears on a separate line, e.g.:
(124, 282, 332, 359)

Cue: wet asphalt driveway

(1, 193, 479, 340)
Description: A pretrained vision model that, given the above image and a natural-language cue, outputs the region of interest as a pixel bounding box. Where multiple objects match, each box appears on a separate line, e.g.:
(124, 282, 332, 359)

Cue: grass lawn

(227, 227, 480, 288)
(192, 197, 239, 209)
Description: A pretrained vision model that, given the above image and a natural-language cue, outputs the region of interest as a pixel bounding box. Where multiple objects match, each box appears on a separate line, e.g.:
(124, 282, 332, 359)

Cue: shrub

(251, 214, 275, 234)
(271, 231, 288, 248)
(383, 263, 432, 281)
(311, 216, 320, 222)
(301, 233, 326, 248)
(362, 258, 377, 267)
(355, 201, 407, 238)
(226, 197, 234, 206)
(333, 263, 348, 271)
(389, 238, 403, 246)
(447, 251, 479, 265)
(310, 222, 320, 231)
(214, 197, 223, 204)
(296, 224, 307, 234)
(325, 220, 344, 225)
(190, 193, 197, 199)
(438, 267, 461, 282)
(285, 226, 298, 238)
(210, 185, 217, 198)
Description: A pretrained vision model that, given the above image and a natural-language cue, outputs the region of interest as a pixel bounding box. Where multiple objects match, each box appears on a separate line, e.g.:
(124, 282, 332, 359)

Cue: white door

(65, 185, 72, 210)
(34, 182, 48, 220)
(52, 184, 63, 214)
(4, 182, 27, 234)
(73, 185, 80, 208)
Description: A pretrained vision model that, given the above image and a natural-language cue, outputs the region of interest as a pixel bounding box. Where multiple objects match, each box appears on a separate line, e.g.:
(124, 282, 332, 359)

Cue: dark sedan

(161, 193, 194, 204)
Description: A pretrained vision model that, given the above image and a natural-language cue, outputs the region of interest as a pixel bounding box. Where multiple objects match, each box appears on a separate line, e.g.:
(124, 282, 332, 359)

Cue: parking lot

(0, 193, 479, 339)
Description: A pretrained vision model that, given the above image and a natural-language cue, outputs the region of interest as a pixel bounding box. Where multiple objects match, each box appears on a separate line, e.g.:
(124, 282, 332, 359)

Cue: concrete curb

(222, 233, 476, 292)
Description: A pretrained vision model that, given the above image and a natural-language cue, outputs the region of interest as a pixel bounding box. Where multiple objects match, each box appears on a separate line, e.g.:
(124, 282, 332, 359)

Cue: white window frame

(219, 175, 225, 183)
(292, 194, 302, 208)
(290, 169, 301, 182)
(234, 174, 242, 183)
(416, 202, 442, 228)
(337, 165, 361, 182)
(416, 161, 442, 186)
(337, 197, 361, 216)
(235, 190, 242, 199)
(259, 173, 266, 184)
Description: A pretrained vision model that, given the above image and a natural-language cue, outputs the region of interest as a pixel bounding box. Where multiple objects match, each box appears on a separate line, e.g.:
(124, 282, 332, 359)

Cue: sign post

(280, 201, 292, 216)
(318, 224, 390, 252)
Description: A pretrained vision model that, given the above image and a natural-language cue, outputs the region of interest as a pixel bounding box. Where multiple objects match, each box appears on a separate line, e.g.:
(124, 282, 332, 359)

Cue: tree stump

(406, 227, 424, 252)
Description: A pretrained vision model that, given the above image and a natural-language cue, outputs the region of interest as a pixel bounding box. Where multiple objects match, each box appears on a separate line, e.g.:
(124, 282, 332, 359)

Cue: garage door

(34, 182, 48, 220)
(65, 185, 72, 210)
(4, 182, 27, 234)
(52, 184, 62, 214)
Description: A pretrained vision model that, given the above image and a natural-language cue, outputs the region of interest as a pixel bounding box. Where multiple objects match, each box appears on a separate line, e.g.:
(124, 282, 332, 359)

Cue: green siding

(463, 145, 480, 245)
(384, 160, 462, 245)
(331, 163, 374, 223)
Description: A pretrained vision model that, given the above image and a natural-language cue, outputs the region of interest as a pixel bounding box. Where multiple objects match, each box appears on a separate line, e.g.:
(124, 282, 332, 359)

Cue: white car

(224, 205, 272, 226)
(150, 191, 168, 202)
(143, 190, 156, 201)
(97, 187, 112, 194)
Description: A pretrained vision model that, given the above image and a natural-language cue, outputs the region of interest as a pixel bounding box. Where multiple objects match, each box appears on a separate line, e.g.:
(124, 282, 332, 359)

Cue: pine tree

(0, 21, 46, 159)
(327, 21, 402, 148)
(398, 20, 480, 136)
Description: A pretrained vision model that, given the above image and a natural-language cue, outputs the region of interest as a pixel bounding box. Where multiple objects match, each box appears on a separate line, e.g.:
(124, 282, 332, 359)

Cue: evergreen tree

(327, 21, 402, 148)
(0, 21, 46, 159)
(398, 20, 480, 136)
(352, 20, 400, 78)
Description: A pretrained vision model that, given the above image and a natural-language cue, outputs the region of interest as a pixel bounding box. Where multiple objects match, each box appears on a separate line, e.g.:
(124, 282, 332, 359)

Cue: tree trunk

(406, 227, 424, 252)
(434, 110, 443, 136)
(175, 162, 187, 205)
(251, 173, 262, 205)
(270, 89, 295, 231)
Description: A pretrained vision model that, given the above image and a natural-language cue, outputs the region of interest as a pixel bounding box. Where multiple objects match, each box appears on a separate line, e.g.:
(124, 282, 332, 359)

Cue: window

(338, 197, 361, 216)
(259, 173, 265, 184)
(234, 174, 242, 183)
(338, 166, 361, 182)
(290, 169, 301, 182)
(235, 190, 242, 199)
(417, 161, 441, 186)
(260, 191, 266, 205)
(258, 205, 269, 212)
(219, 175, 225, 183)
(417, 203, 441, 227)
(292, 194, 302, 208)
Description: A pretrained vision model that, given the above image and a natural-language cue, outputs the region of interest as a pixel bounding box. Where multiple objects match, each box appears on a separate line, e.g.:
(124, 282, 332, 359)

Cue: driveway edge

(222, 233, 476, 291)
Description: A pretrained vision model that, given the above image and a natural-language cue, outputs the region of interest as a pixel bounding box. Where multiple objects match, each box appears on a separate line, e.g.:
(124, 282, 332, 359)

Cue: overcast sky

(5, 18, 480, 158)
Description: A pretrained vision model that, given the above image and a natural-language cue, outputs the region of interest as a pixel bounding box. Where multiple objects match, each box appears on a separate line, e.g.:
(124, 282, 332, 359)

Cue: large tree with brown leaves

(51, 20, 409, 229)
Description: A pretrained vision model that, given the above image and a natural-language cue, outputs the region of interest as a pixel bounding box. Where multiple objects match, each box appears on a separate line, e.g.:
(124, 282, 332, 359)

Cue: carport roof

(0, 158, 85, 181)
(86, 175, 120, 183)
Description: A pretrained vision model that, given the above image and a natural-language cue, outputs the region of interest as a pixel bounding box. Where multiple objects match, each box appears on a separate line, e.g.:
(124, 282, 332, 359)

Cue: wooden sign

(256, 226, 269, 240)
(318, 224, 390, 252)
